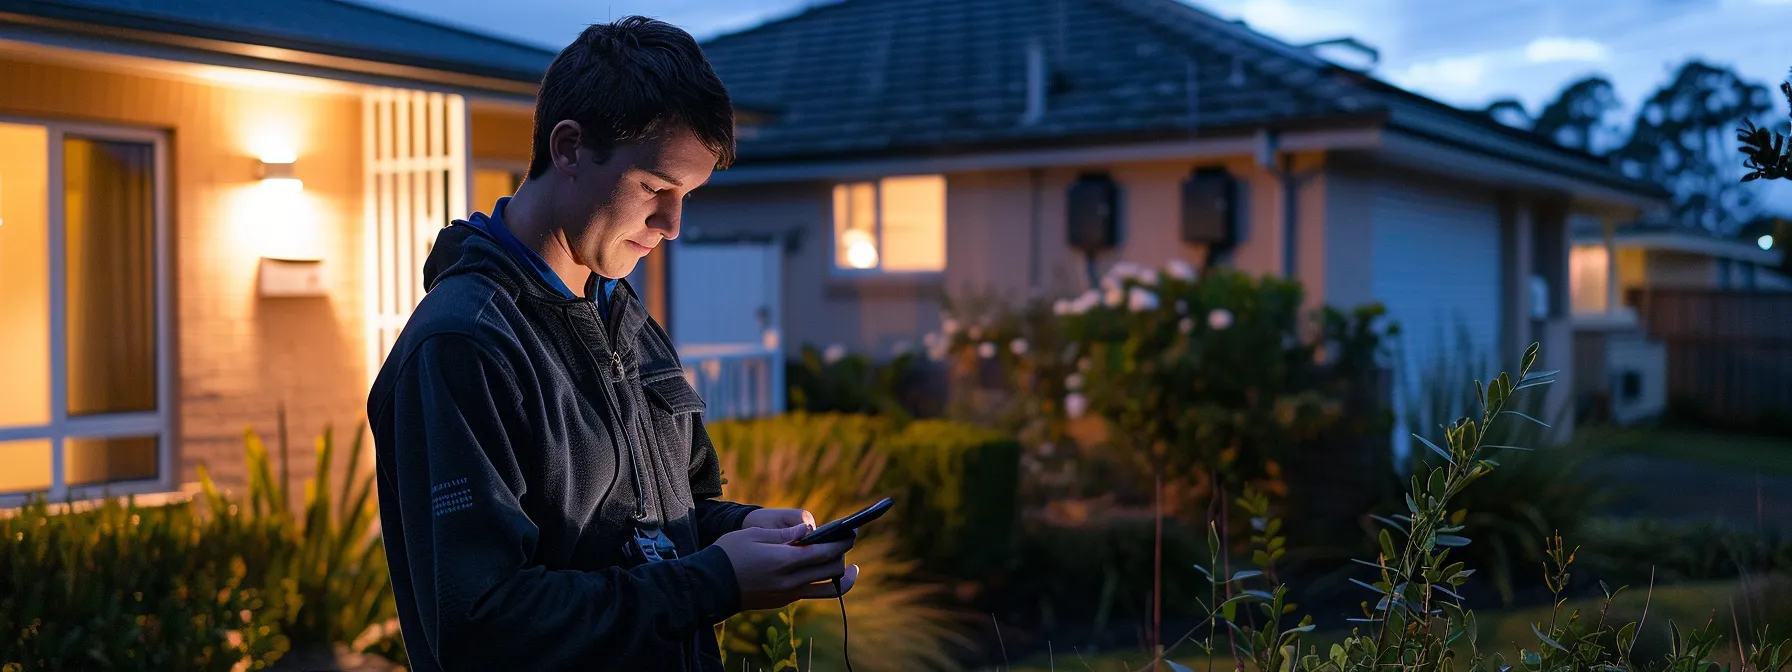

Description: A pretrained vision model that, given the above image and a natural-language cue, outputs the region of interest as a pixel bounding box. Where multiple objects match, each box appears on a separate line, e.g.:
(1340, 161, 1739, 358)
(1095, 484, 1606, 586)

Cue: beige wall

(684, 151, 1331, 356)
(470, 106, 534, 165)
(0, 55, 368, 494)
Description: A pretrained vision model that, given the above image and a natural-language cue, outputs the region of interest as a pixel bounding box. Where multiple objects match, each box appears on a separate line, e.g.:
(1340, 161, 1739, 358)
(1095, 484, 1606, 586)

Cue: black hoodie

(367, 217, 758, 672)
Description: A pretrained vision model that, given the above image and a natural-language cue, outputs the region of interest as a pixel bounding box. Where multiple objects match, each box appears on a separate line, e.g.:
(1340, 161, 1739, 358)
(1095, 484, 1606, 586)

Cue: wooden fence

(1629, 289, 1792, 424)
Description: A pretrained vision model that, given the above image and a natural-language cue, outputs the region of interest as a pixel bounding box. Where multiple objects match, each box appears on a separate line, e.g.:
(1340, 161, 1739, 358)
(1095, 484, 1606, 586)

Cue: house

(1568, 220, 1791, 424)
(676, 0, 1669, 440)
(0, 0, 602, 507)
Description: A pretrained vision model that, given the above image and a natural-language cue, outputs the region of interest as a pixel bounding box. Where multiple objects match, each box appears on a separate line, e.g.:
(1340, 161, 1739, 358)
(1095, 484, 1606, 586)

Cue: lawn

(1579, 426, 1792, 477)
(1001, 581, 1755, 672)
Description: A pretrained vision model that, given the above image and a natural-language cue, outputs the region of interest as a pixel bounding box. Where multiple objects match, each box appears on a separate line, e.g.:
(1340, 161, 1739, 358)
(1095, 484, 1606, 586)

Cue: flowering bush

(939, 261, 1393, 500)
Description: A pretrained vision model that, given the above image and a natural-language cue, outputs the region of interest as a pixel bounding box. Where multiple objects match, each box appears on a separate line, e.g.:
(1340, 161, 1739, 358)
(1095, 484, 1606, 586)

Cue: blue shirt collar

(479, 198, 621, 312)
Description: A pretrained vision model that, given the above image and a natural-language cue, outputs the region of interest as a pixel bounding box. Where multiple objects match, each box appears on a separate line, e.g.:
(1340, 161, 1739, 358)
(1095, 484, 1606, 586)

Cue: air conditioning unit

(1605, 334, 1667, 425)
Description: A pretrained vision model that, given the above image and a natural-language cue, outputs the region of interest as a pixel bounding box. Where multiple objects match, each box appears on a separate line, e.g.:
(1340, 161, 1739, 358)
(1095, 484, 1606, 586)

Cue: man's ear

(548, 120, 584, 177)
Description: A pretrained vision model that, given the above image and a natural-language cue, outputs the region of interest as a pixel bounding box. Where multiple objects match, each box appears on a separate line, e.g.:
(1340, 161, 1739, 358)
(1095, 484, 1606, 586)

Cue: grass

(1002, 581, 1752, 672)
(1578, 426, 1792, 477)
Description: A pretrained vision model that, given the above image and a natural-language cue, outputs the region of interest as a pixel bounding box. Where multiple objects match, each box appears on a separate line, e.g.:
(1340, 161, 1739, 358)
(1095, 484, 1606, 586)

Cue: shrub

(706, 413, 977, 672)
(1133, 343, 1792, 672)
(785, 344, 936, 420)
(194, 420, 398, 662)
(0, 498, 285, 671)
(0, 418, 401, 671)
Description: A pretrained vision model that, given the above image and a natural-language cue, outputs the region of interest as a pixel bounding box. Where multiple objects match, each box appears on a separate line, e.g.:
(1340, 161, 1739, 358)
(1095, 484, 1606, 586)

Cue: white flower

(1071, 289, 1102, 314)
(1179, 317, 1194, 334)
(968, 326, 983, 340)
(1127, 287, 1159, 312)
(1165, 259, 1196, 281)
(977, 342, 997, 359)
(1175, 300, 1188, 315)
(942, 318, 960, 336)
(1065, 373, 1084, 390)
(1038, 442, 1055, 457)
(1010, 338, 1029, 355)
(891, 340, 913, 356)
(1100, 275, 1121, 293)
(1078, 358, 1092, 372)
(823, 343, 848, 364)
(1064, 393, 1089, 419)
(1053, 299, 1071, 316)
(1137, 269, 1159, 286)
(1208, 308, 1234, 331)
(923, 332, 942, 349)
(1106, 261, 1144, 281)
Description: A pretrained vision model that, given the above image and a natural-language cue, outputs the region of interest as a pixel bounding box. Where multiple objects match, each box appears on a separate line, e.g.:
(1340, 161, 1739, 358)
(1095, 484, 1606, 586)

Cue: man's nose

(650, 196, 682, 241)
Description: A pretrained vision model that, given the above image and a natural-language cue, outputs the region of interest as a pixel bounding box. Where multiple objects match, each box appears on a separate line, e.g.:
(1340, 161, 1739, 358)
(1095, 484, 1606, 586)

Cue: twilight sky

(359, 0, 1792, 122)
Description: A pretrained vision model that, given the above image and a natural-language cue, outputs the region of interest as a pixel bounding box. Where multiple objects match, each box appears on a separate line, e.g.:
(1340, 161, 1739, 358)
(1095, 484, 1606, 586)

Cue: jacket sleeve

(387, 333, 741, 669)
(688, 419, 760, 548)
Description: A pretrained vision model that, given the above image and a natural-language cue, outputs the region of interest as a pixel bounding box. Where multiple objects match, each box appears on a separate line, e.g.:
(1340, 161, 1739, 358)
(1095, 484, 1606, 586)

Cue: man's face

(555, 125, 715, 279)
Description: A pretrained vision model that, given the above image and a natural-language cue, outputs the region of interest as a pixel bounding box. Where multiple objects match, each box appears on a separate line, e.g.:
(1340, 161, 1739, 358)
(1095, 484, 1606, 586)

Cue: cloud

(1193, 0, 1381, 45)
(1391, 54, 1490, 92)
(1524, 37, 1611, 64)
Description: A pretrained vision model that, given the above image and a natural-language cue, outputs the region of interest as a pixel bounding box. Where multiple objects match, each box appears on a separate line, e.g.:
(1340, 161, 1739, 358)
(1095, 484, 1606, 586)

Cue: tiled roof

(701, 0, 1652, 199)
(1, 0, 557, 82)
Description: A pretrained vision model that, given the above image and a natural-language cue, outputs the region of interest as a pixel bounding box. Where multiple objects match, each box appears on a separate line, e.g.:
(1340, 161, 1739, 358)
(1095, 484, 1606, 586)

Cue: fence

(680, 343, 786, 420)
(1629, 289, 1792, 425)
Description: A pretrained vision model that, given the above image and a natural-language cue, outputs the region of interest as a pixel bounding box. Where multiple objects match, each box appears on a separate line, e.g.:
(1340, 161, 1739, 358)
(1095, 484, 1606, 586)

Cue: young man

(367, 17, 858, 671)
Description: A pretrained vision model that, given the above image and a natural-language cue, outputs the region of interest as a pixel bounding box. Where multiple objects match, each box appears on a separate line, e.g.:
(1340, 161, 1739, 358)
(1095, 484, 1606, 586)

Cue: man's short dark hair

(528, 16, 736, 179)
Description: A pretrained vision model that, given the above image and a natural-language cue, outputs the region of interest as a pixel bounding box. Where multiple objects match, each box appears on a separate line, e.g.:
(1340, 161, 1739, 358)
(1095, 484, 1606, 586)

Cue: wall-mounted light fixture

(253, 156, 325, 297)
(257, 158, 302, 194)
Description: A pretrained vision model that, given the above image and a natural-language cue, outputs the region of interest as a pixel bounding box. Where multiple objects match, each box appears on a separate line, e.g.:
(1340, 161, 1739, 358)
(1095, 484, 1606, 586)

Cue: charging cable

(833, 576, 852, 672)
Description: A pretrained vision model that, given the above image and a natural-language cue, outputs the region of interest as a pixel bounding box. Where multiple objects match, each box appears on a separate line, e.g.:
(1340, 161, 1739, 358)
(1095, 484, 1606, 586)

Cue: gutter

(0, 7, 543, 98)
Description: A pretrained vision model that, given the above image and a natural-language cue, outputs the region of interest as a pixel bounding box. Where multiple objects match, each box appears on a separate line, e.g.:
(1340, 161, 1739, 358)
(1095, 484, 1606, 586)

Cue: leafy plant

(196, 420, 398, 661)
(786, 344, 930, 420)
(1134, 343, 1792, 672)
(942, 262, 1392, 654)
(707, 413, 976, 672)
(1740, 69, 1792, 183)
(0, 498, 285, 671)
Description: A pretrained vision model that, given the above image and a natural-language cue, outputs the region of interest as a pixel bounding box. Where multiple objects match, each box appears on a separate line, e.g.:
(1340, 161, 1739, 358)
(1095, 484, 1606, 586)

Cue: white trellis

(363, 88, 468, 377)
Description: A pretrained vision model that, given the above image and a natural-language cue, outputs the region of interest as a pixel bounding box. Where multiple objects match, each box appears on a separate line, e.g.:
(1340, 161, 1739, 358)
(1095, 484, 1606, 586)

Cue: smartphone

(792, 497, 894, 546)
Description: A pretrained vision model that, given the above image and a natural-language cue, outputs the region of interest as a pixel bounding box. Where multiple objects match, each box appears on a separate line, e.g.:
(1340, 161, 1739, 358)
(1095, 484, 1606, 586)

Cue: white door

(669, 241, 784, 418)
(670, 242, 781, 350)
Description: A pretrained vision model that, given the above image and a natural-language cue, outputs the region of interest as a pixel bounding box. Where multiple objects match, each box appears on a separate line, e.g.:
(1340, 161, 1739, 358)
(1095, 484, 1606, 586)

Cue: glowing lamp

(257, 159, 302, 194)
(1760, 235, 1775, 251)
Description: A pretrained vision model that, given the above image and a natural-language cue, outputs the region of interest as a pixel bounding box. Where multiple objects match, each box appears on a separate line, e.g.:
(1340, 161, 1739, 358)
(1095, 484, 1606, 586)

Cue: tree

(1482, 97, 1533, 130)
(1738, 69, 1792, 182)
(1613, 60, 1773, 233)
(1531, 75, 1623, 155)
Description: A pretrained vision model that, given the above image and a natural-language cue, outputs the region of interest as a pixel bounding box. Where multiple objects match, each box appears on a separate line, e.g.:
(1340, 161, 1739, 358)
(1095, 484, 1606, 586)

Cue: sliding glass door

(0, 119, 171, 505)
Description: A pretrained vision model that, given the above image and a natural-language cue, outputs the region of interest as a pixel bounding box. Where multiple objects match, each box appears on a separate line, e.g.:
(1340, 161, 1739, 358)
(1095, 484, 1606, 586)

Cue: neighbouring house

(676, 0, 1669, 442)
(0, 0, 618, 508)
(1568, 220, 1792, 425)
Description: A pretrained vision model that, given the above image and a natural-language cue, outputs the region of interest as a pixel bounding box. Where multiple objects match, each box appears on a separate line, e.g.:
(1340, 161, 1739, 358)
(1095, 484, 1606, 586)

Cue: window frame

(828, 175, 947, 278)
(0, 117, 174, 508)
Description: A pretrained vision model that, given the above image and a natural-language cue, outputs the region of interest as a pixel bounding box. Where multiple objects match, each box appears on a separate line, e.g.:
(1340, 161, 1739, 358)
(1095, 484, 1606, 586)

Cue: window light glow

(1760, 234, 1775, 251)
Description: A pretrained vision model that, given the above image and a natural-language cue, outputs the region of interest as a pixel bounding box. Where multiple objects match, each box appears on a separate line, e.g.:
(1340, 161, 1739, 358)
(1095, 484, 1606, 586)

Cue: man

(367, 17, 858, 671)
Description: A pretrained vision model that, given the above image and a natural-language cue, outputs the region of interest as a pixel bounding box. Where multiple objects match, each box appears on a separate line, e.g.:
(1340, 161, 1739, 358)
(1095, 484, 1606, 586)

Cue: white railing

(680, 343, 786, 420)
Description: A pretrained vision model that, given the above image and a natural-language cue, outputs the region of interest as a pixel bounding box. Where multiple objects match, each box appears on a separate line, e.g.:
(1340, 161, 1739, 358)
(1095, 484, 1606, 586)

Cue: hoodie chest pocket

(641, 372, 706, 477)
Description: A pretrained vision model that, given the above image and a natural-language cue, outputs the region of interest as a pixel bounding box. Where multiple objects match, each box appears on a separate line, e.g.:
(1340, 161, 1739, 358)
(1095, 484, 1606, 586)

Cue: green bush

(0, 499, 285, 671)
(785, 345, 935, 420)
(706, 413, 977, 672)
(707, 413, 1022, 585)
(195, 421, 398, 663)
(0, 418, 401, 671)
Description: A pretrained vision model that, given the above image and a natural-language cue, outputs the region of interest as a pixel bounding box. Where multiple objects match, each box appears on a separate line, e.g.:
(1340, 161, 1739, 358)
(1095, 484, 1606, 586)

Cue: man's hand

(713, 524, 860, 612)
(742, 508, 814, 530)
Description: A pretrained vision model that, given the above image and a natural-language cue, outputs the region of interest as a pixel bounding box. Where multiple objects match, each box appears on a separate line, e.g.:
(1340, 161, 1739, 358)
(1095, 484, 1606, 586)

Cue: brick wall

(0, 55, 371, 501)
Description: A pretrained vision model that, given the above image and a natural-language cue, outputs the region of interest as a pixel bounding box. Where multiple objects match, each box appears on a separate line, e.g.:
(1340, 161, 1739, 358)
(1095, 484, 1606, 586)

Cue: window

(473, 167, 523, 213)
(0, 120, 170, 504)
(832, 175, 946, 273)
